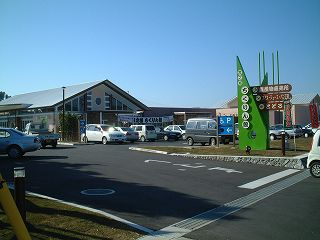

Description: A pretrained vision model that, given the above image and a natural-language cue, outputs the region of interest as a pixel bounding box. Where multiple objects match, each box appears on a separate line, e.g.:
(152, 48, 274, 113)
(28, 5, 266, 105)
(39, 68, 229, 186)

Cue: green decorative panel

(237, 57, 269, 150)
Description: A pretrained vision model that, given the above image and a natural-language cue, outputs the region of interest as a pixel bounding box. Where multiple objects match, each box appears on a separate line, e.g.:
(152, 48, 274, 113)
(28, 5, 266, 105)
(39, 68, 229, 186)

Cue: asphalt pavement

(0, 141, 319, 240)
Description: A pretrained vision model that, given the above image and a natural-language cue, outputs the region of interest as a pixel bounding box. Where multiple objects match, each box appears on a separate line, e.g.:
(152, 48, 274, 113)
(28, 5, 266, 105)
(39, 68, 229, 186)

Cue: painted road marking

(138, 170, 310, 240)
(208, 167, 242, 174)
(144, 160, 242, 174)
(145, 160, 171, 164)
(81, 189, 115, 196)
(238, 169, 300, 189)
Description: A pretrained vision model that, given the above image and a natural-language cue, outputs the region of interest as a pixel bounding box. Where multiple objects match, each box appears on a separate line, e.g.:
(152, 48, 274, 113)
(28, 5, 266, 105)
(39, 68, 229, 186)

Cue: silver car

(115, 127, 139, 143)
(0, 128, 41, 159)
(81, 124, 126, 144)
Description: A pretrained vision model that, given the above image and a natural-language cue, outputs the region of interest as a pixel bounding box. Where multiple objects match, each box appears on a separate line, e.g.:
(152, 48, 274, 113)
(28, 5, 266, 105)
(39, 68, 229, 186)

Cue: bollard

(281, 132, 286, 156)
(14, 167, 26, 223)
(0, 173, 31, 240)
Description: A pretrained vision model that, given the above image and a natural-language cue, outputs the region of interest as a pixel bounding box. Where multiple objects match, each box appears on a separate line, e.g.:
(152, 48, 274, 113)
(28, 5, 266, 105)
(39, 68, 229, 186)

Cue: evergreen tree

(0, 91, 10, 101)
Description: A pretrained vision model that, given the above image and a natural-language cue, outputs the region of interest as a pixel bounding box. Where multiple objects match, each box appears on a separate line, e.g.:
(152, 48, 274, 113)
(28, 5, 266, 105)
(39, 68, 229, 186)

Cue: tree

(59, 112, 79, 141)
(0, 91, 10, 101)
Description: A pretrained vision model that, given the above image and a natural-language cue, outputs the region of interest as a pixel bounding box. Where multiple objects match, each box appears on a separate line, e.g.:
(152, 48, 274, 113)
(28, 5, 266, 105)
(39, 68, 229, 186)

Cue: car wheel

(52, 140, 57, 148)
(310, 161, 320, 178)
(140, 136, 146, 142)
(270, 134, 276, 141)
(210, 138, 217, 146)
(8, 146, 23, 159)
(102, 137, 108, 145)
(187, 137, 194, 146)
(164, 135, 169, 141)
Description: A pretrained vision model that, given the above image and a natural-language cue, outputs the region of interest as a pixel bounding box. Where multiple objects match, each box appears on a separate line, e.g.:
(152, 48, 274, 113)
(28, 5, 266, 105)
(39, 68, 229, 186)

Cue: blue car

(0, 128, 41, 159)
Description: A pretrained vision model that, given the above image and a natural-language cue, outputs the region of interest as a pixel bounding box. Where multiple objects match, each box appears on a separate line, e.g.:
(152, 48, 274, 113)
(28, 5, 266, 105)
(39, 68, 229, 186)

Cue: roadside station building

(0, 80, 149, 132)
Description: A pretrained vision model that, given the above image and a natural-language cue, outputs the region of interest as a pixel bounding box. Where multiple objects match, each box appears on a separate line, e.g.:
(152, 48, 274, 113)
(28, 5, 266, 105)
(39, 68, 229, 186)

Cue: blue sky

(1, 0, 319, 107)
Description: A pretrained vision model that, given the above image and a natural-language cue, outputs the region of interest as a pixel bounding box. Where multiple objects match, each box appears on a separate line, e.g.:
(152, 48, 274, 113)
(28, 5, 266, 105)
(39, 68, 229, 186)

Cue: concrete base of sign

(170, 153, 307, 170)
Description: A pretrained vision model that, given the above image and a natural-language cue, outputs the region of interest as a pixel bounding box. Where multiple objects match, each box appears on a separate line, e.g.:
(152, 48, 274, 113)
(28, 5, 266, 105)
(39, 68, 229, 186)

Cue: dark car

(162, 130, 182, 141)
(156, 127, 181, 141)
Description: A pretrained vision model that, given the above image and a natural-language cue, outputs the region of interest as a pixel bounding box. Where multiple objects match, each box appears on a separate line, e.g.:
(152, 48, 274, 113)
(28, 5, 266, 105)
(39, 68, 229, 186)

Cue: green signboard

(237, 57, 269, 150)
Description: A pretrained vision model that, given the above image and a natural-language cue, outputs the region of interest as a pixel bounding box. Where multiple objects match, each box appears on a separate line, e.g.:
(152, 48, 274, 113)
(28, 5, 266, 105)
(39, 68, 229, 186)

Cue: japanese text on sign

(251, 84, 292, 94)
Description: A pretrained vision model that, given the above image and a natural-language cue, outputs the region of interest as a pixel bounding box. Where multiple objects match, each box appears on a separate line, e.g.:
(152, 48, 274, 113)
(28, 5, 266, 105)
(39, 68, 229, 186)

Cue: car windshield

(121, 127, 133, 131)
(101, 126, 111, 131)
(146, 126, 155, 130)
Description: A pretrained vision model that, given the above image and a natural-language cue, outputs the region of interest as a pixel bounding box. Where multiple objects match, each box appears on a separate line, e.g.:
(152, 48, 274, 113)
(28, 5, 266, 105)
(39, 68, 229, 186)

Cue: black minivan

(185, 118, 218, 146)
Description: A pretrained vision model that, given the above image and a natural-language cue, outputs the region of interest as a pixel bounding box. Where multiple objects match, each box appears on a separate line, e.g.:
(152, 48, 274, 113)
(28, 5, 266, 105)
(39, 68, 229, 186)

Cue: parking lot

(1, 141, 319, 239)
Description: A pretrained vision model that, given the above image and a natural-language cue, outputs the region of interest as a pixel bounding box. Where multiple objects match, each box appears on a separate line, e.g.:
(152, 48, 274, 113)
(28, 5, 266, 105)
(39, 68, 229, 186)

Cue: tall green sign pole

(237, 57, 269, 150)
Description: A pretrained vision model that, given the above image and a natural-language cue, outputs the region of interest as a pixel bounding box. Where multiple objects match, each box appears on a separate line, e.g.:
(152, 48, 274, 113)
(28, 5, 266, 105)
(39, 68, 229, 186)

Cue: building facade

(0, 80, 149, 132)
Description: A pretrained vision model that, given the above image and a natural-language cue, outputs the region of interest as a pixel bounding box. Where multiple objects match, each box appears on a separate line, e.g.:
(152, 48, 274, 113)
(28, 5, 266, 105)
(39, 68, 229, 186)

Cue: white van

(130, 125, 157, 142)
(307, 129, 320, 178)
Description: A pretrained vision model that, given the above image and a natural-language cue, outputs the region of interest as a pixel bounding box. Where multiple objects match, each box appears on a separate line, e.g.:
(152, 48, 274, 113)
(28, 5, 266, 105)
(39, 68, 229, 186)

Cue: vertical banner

(284, 102, 292, 128)
(309, 103, 319, 128)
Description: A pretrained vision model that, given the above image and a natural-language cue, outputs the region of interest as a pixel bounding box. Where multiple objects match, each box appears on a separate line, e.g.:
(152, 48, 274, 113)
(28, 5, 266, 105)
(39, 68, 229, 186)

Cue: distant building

(0, 80, 149, 132)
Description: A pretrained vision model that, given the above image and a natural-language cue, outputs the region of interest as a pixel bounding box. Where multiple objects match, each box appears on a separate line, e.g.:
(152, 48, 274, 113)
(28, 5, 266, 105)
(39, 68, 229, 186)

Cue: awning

(0, 104, 33, 112)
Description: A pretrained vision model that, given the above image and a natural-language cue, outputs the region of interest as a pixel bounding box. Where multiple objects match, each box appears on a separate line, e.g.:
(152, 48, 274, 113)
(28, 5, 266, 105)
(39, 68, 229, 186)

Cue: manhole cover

(80, 189, 115, 196)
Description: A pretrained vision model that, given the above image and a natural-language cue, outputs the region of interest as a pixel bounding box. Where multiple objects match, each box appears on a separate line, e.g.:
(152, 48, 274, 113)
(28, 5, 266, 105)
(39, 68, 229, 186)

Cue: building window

(117, 100, 122, 110)
(79, 95, 85, 112)
(96, 97, 102, 106)
(72, 98, 79, 111)
(105, 93, 110, 110)
(111, 97, 117, 110)
(65, 101, 71, 111)
(87, 91, 92, 111)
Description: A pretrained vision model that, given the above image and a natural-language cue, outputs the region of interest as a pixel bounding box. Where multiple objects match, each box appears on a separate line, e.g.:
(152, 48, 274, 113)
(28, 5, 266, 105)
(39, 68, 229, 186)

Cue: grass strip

(144, 137, 312, 157)
(0, 195, 143, 240)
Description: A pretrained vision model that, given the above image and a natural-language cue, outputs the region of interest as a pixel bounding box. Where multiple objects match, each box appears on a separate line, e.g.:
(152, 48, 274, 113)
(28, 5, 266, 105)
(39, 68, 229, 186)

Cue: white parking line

(238, 169, 300, 189)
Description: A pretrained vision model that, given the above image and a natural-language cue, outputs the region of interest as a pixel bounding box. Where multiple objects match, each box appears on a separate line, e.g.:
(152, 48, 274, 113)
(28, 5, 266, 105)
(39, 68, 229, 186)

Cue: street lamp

(62, 87, 66, 141)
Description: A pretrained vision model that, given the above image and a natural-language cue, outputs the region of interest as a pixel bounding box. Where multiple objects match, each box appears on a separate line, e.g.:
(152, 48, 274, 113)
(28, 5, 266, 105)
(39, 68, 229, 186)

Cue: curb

(129, 147, 307, 170)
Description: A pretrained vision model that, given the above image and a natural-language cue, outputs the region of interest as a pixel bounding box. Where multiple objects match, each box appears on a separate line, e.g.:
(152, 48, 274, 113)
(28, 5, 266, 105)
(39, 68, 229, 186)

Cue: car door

(86, 125, 95, 141)
(0, 129, 10, 153)
(94, 126, 103, 142)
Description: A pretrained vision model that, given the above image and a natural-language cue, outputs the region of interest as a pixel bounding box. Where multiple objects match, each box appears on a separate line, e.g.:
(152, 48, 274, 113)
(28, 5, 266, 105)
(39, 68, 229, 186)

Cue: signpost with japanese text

(237, 56, 292, 150)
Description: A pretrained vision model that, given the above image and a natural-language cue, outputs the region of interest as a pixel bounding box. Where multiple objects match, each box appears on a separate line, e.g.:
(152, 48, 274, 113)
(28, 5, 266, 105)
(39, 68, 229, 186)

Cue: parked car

(81, 124, 126, 144)
(0, 128, 41, 159)
(24, 122, 60, 148)
(159, 128, 182, 141)
(130, 125, 157, 142)
(269, 124, 303, 140)
(164, 125, 186, 139)
(185, 118, 218, 146)
(302, 123, 320, 137)
(155, 127, 165, 140)
(115, 127, 139, 143)
(307, 129, 320, 178)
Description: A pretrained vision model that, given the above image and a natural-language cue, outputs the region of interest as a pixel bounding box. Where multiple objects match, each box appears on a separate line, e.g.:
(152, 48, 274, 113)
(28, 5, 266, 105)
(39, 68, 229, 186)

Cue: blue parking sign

(80, 120, 86, 134)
